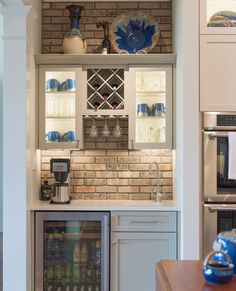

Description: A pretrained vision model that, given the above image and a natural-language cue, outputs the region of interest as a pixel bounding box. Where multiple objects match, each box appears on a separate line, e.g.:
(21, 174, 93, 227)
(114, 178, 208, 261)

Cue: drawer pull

(112, 240, 119, 245)
(130, 220, 160, 224)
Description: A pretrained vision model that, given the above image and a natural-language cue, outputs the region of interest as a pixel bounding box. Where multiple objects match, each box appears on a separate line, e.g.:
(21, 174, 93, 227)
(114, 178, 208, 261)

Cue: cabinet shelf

(136, 116, 166, 120)
(136, 91, 166, 94)
(45, 91, 75, 94)
(45, 116, 75, 119)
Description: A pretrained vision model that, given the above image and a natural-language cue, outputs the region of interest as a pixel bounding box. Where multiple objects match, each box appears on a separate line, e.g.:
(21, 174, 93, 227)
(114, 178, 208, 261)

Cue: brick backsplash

(41, 149, 173, 201)
(41, 1, 172, 54)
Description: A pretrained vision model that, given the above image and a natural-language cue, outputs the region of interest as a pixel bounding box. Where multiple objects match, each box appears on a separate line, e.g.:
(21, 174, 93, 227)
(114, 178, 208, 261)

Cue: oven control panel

(217, 115, 236, 126)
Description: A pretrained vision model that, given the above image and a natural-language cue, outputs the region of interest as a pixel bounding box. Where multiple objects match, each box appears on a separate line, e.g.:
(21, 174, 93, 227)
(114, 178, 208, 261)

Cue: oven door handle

(207, 132, 229, 140)
(205, 205, 236, 212)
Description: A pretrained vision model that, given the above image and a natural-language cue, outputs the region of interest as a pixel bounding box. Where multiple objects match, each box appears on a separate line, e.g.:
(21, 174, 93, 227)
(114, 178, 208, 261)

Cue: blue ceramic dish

(203, 250, 234, 284)
(110, 11, 159, 54)
(213, 229, 236, 274)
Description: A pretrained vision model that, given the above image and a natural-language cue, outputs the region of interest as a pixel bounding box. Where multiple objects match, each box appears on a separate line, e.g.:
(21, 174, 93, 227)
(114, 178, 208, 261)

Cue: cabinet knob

(112, 240, 119, 245)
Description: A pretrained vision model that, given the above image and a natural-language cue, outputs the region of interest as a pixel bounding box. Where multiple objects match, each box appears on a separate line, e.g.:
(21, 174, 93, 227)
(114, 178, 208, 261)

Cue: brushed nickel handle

(208, 133, 228, 140)
(205, 205, 236, 212)
(130, 220, 159, 224)
(112, 240, 119, 244)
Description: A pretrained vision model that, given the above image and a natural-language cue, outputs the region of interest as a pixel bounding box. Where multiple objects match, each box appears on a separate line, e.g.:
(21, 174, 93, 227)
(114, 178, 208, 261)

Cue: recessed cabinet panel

(39, 67, 83, 149)
(200, 35, 236, 111)
(200, 0, 236, 34)
(111, 232, 176, 291)
(129, 67, 172, 149)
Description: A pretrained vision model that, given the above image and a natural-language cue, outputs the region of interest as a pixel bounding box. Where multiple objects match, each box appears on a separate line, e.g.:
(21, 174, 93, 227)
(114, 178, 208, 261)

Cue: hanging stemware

(112, 116, 122, 137)
(101, 117, 110, 137)
(89, 117, 99, 138)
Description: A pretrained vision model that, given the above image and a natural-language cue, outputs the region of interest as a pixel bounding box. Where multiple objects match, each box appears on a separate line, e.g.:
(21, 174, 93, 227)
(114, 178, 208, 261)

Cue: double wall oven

(203, 112, 236, 255)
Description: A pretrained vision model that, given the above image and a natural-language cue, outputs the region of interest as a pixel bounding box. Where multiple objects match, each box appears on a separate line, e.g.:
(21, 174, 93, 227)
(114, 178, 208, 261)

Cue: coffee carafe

(50, 158, 70, 203)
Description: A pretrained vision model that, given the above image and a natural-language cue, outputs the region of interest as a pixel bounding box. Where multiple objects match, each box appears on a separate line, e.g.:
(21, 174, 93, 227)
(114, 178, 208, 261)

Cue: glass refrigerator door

(35, 212, 109, 291)
(42, 70, 77, 148)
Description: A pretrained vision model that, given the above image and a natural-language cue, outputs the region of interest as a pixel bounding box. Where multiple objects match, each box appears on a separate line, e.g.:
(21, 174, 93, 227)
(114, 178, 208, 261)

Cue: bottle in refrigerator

(95, 240, 101, 265)
(72, 243, 81, 282)
(95, 240, 101, 283)
(80, 243, 88, 264)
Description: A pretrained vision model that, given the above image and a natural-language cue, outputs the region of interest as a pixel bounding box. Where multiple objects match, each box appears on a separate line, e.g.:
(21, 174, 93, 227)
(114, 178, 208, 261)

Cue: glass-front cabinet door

(200, 0, 236, 34)
(128, 66, 172, 149)
(38, 66, 83, 149)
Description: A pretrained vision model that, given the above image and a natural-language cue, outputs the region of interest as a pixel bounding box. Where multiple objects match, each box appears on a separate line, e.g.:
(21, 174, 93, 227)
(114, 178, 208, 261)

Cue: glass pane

(135, 71, 166, 144)
(45, 71, 76, 144)
(217, 137, 236, 194)
(207, 1, 236, 27)
(44, 220, 101, 291)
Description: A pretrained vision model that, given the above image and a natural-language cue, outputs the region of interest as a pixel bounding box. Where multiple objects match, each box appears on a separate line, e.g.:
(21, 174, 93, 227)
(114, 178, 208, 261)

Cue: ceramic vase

(63, 5, 87, 54)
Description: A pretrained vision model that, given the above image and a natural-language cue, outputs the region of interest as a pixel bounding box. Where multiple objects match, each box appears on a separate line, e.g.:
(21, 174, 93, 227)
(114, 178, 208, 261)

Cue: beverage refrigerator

(35, 211, 110, 291)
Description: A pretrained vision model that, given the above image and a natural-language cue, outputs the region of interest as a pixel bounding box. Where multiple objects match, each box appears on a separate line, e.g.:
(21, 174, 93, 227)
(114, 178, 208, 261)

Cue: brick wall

(42, 1, 172, 54)
(41, 149, 173, 200)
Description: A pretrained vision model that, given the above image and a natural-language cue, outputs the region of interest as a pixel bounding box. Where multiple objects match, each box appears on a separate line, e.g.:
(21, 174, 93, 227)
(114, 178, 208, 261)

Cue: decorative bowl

(208, 11, 236, 27)
(109, 11, 160, 54)
(213, 229, 236, 274)
(203, 250, 234, 284)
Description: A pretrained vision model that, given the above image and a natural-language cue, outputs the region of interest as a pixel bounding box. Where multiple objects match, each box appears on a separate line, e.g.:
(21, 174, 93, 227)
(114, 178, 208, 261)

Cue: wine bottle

(93, 101, 100, 111)
(111, 83, 118, 90)
(93, 84, 100, 90)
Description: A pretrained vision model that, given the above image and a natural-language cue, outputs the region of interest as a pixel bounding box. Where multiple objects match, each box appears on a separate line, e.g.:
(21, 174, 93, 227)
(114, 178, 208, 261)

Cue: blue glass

(46, 131, 61, 142)
(62, 131, 76, 142)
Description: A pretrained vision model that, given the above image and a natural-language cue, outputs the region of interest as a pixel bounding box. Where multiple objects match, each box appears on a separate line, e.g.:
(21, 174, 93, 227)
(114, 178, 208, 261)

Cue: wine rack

(87, 69, 124, 110)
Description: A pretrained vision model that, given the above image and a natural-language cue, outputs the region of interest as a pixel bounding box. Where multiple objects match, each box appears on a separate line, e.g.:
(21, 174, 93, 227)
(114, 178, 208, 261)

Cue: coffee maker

(50, 158, 70, 203)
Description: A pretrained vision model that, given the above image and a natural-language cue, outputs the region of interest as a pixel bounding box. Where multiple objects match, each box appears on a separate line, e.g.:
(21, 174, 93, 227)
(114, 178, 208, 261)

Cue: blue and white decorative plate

(208, 11, 236, 27)
(109, 11, 160, 54)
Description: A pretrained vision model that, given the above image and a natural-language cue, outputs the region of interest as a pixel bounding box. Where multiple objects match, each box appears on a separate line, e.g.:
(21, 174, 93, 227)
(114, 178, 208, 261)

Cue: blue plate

(109, 11, 160, 54)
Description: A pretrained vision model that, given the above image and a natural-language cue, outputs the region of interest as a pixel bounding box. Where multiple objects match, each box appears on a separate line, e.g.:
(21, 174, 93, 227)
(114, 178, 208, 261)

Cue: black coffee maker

(50, 158, 70, 203)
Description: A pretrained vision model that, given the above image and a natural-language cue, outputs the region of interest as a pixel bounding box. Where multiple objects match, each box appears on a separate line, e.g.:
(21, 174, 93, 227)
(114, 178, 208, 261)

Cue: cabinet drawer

(111, 211, 176, 232)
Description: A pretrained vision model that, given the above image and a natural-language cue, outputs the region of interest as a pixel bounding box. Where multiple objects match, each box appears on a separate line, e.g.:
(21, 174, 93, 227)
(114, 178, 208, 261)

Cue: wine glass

(101, 117, 110, 137)
(112, 116, 122, 137)
(89, 117, 99, 138)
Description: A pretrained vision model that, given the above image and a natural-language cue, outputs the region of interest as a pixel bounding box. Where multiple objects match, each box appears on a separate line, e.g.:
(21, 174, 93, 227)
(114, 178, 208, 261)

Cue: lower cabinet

(110, 211, 178, 291)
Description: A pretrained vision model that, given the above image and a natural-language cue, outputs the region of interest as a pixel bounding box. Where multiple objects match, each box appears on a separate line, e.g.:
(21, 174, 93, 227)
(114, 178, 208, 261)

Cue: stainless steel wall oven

(203, 112, 236, 255)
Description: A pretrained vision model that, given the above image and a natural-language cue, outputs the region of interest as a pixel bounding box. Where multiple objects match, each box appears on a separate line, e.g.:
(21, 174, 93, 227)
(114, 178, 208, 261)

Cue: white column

(0, 12, 3, 233)
(173, 0, 201, 259)
(0, 5, 30, 291)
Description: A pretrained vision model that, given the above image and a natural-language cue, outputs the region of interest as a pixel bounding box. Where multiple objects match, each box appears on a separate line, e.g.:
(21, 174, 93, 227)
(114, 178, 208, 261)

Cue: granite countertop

(29, 199, 180, 211)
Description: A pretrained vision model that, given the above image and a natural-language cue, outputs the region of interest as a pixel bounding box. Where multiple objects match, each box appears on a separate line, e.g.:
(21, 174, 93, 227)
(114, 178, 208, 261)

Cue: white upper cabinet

(200, 35, 236, 111)
(36, 54, 175, 150)
(200, 0, 236, 34)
